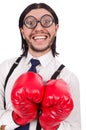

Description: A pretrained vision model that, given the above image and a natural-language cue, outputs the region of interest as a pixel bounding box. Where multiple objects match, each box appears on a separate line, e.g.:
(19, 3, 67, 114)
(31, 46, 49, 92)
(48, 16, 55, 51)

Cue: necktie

(15, 58, 40, 130)
(29, 58, 40, 72)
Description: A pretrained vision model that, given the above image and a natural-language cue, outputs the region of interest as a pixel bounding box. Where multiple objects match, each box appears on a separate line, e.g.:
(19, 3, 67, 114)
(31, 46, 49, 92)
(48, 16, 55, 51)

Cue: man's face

(20, 8, 59, 55)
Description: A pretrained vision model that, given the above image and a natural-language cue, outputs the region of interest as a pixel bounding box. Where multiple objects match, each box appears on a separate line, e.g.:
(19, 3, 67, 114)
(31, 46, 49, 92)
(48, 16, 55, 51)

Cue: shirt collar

(26, 51, 54, 67)
(26, 53, 33, 64)
(38, 51, 54, 67)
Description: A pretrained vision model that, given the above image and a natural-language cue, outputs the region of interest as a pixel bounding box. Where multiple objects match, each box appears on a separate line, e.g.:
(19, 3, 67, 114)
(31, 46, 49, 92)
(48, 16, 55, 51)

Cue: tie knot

(30, 58, 40, 67)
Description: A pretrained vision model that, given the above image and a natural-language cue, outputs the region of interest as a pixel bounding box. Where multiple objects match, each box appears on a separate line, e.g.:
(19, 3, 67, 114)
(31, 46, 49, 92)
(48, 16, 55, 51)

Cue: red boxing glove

(11, 72, 44, 125)
(39, 79, 74, 130)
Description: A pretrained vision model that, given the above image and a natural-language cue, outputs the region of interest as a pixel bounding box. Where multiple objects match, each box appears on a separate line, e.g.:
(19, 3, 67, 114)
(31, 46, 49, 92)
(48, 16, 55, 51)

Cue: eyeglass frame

(23, 14, 55, 29)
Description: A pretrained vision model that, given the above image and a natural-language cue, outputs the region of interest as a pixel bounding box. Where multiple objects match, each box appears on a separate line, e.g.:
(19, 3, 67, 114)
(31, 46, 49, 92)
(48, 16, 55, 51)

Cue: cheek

(22, 27, 32, 38)
(48, 26, 57, 36)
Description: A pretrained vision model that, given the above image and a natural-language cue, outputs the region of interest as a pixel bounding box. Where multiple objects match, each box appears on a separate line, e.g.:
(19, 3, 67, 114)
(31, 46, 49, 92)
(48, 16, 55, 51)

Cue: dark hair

(19, 3, 59, 57)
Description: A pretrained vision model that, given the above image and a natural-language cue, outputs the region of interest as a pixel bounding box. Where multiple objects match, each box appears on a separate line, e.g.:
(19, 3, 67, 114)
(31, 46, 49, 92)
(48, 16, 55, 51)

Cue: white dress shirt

(0, 51, 81, 130)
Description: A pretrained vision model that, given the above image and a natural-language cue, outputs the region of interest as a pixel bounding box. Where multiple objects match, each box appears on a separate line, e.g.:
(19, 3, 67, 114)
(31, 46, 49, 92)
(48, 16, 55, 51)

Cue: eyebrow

(24, 13, 53, 19)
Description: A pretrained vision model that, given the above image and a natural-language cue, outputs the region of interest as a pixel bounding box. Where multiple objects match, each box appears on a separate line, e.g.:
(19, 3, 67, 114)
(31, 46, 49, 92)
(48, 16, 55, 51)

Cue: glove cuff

(12, 111, 28, 125)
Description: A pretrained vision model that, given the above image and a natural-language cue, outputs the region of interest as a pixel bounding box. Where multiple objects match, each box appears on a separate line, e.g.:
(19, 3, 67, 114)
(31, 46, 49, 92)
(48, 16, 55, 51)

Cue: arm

(57, 70, 81, 130)
(39, 79, 74, 130)
(0, 60, 19, 130)
(39, 69, 81, 130)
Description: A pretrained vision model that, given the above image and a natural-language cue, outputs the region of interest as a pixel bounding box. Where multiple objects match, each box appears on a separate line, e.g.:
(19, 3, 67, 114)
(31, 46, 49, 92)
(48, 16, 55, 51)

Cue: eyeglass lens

(24, 14, 54, 29)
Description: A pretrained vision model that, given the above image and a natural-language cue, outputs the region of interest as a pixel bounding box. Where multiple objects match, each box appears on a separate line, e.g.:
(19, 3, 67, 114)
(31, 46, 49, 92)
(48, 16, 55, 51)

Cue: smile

(31, 32, 49, 41)
(33, 35, 47, 40)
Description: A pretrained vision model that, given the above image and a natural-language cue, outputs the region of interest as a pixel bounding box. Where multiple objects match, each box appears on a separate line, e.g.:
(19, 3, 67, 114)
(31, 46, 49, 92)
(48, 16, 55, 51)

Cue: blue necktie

(15, 58, 40, 130)
(29, 58, 40, 72)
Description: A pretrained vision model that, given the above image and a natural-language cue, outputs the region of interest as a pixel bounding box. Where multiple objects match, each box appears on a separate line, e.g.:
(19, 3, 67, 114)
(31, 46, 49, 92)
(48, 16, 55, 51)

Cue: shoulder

(0, 57, 17, 69)
(59, 65, 80, 96)
(55, 58, 79, 87)
(61, 67, 79, 84)
(0, 57, 18, 78)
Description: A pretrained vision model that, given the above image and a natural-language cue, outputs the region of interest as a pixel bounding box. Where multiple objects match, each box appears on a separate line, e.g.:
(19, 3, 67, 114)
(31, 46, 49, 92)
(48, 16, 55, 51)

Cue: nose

(34, 21, 44, 31)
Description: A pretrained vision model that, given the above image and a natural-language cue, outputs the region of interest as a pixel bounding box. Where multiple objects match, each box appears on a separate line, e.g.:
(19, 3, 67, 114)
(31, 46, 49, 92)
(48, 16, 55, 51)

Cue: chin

(31, 45, 51, 53)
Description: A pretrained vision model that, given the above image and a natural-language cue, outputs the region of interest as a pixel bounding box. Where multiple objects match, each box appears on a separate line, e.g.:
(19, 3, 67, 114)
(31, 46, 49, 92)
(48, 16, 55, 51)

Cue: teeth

(33, 36, 46, 40)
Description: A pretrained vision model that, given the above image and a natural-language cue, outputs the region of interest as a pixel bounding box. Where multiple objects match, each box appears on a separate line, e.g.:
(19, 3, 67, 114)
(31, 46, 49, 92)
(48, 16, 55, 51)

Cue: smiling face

(20, 8, 59, 57)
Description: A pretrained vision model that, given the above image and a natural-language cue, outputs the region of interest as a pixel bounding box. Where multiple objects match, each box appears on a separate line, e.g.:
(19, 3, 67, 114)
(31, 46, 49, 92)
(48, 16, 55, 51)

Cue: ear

(55, 24, 59, 32)
(20, 28, 25, 39)
(55, 24, 59, 36)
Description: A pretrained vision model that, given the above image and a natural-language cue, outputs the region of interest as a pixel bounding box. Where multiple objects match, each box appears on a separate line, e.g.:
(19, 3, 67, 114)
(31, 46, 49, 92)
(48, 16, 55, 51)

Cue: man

(0, 3, 81, 130)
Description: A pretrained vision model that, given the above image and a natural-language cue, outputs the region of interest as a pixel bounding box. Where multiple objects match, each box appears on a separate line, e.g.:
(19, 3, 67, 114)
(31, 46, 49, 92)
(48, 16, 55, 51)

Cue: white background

(0, 0, 85, 129)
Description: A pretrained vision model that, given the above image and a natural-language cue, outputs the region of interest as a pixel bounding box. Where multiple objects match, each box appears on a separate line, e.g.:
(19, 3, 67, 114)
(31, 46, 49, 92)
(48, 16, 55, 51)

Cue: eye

(27, 20, 35, 26)
(24, 16, 37, 28)
(41, 14, 53, 27)
(42, 18, 51, 25)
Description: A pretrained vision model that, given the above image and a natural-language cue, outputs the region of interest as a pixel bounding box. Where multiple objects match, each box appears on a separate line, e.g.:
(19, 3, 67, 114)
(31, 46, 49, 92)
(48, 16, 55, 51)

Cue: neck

(28, 48, 51, 58)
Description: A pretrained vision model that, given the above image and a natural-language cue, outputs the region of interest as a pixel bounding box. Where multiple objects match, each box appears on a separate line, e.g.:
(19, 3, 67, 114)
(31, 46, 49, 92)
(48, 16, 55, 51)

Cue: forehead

(25, 8, 53, 18)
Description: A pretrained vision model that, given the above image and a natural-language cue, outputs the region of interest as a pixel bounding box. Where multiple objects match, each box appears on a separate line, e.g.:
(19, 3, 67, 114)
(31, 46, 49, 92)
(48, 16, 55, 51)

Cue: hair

(19, 3, 59, 57)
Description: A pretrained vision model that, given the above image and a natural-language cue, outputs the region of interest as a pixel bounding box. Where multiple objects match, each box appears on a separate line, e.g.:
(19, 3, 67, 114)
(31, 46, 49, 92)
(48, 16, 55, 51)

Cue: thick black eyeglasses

(23, 14, 55, 29)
